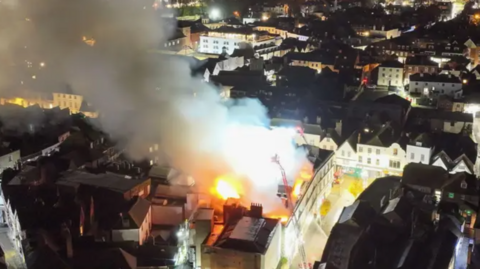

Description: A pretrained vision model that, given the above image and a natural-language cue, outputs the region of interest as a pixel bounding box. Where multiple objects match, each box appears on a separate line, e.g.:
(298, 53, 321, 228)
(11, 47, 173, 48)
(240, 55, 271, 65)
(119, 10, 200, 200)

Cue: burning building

(201, 202, 282, 269)
(151, 141, 335, 268)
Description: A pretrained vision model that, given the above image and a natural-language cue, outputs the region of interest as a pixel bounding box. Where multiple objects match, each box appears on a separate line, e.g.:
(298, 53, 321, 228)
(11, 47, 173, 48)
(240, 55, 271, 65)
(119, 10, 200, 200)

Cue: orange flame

(214, 177, 240, 200)
(268, 215, 289, 223)
(292, 180, 303, 197)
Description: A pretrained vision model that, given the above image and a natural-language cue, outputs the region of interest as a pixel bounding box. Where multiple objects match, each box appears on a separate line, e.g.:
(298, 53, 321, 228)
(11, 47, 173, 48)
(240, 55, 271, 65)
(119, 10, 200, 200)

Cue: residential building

(335, 132, 359, 171)
(356, 123, 406, 177)
(404, 56, 439, 81)
(270, 118, 323, 148)
(0, 91, 53, 109)
(0, 149, 20, 175)
(406, 107, 473, 134)
(57, 171, 152, 200)
(201, 208, 282, 269)
(377, 60, 404, 87)
(198, 27, 281, 55)
(408, 73, 463, 99)
(403, 131, 476, 174)
(163, 29, 189, 51)
(52, 90, 84, 114)
(405, 133, 433, 165)
(111, 197, 152, 245)
(402, 163, 479, 228)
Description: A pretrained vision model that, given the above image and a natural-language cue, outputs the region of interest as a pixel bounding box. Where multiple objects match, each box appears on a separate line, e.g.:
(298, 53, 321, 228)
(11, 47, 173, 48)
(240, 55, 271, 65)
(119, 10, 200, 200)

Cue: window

(341, 150, 345, 156)
(347, 152, 351, 158)
(376, 149, 380, 155)
(368, 148, 372, 154)
(410, 153, 414, 159)
(420, 154, 425, 162)
(393, 148, 398, 156)
(376, 159, 379, 165)
(8, 155, 12, 162)
(448, 193, 454, 199)
(450, 122, 455, 127)
(367, 158, 371, 164)
(359, 156, 363, 163)
(359, 147, 363, 152)
(389, 160, 401, 168)
(461, 181, 467, 189)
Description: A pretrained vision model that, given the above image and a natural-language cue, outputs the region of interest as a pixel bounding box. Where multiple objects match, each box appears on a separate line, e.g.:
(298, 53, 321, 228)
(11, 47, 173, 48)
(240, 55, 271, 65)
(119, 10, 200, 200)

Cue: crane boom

(272, 155, 310, 269)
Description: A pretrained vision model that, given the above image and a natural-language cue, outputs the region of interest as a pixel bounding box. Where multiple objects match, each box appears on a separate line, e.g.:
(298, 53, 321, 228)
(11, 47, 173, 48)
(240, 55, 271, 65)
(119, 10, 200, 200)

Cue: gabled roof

(211, 216, 279, 254)
(375, 94, 411, 111)
(402, 163, 450, 190)
(112, 197, 151, 229)
(379, 60, 403, 68)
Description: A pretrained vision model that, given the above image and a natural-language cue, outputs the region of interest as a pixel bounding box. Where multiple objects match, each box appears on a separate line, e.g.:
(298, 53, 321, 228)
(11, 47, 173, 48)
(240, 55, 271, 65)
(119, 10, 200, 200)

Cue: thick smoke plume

(0, 0, 307, 212)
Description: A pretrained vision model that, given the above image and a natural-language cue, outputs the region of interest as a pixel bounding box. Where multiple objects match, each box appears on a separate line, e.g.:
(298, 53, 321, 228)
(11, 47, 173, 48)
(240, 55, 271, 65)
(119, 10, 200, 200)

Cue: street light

(210, 8, 220, 20)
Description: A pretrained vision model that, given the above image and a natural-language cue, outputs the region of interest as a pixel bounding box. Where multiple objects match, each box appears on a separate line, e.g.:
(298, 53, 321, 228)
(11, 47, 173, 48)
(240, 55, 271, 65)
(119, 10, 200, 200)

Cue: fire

(268, 215, 289, 223)
(215, 177, 240, 200)
(292, 180, 303, 197)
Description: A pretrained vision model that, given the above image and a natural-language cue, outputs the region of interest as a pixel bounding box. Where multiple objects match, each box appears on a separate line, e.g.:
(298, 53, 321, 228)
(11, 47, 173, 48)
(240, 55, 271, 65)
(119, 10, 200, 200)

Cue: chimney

(223, 198, 245, 225)
(335, 120, 342, 137)
(61, 224, 73, 258)
(250, 203, 263, 218)
(90, 142, 93, 149)
(100, 137, 104, 144)
(357, 132, 361, 144)
(382, 25, 385, 31)
(136, 167, 141, 173)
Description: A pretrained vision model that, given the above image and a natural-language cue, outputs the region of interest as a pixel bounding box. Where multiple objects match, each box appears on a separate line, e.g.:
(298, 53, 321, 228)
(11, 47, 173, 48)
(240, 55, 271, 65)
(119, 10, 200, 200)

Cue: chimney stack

(250, 203, 263, 218)
(357, 132, 361, 144)
(90, 142, 93, 149)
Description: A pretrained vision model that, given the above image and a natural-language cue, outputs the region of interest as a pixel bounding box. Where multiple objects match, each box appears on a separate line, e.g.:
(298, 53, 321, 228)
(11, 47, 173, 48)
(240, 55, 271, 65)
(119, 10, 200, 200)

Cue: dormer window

(461, 181, 467, 189)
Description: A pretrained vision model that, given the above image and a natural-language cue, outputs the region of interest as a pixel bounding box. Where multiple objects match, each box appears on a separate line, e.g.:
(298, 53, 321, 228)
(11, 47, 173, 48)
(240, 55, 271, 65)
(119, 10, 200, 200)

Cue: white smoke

(0, 0, 307, 212)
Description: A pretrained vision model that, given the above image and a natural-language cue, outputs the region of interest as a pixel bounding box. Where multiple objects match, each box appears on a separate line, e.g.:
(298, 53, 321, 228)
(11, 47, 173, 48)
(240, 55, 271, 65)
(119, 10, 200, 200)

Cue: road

(289, 220, 328, 269)
(0, 228, 25, 269)
(321, 190, 355, 235)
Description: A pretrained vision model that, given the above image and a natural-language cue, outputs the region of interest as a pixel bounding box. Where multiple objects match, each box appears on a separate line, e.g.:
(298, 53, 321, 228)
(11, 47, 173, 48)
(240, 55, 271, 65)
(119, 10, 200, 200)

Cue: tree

(348, 180, 364, 197)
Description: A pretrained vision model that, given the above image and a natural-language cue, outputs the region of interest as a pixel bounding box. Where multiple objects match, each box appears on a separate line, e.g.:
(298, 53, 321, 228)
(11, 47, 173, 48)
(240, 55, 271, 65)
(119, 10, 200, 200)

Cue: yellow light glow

(262, 15, 269, 21)
(215, 178, 240, 200)
(475, 14, 480, 19)
(463, 79, 468, 84)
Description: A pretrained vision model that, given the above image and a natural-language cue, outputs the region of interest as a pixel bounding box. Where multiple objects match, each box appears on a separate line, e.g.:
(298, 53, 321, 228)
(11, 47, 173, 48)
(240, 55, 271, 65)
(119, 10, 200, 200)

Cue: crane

(295, 126, 309, 146)
(272, 154, 310, 269)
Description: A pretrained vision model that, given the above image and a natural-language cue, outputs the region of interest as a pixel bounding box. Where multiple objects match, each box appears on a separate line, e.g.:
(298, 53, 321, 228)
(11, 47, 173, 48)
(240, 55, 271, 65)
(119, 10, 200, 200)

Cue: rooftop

(208, 216, 279, 254)
(57, 170, 149, 194)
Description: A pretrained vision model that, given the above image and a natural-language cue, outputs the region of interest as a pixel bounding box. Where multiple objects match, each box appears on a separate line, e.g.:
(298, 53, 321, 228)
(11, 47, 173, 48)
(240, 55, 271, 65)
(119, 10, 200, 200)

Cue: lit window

(448, 193, 454, 198)
(393, 148, 398, 156)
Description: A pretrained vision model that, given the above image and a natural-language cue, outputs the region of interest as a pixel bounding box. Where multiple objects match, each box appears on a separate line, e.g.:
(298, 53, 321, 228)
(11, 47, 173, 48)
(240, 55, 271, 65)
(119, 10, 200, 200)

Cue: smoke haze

(0, 0, 307, 212)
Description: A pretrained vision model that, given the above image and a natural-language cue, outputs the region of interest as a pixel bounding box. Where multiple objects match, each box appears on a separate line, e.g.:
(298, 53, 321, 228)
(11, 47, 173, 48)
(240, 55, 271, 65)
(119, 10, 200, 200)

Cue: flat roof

(58, 170, 148, 193)
(195, 208, 214, 221)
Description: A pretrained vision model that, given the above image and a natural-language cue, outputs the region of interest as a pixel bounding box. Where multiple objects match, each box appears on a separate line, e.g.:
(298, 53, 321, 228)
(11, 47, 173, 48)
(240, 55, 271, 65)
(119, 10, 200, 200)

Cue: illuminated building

(0, 92, 53, 109)
(52, 91, 83, 114)
(198, 26, 281, 55)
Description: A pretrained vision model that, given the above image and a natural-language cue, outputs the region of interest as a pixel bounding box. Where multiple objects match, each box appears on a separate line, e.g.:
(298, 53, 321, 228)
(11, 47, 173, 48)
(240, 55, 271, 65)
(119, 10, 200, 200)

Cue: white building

(111, 197, 152, 245)
(377, 60, 404, 87)
(336, 132, 358, 169)
(409, 73, 463, 99)
(356, 125, 407, 177)
(198, 27, 281, 55)
(405, 132, 476, 175)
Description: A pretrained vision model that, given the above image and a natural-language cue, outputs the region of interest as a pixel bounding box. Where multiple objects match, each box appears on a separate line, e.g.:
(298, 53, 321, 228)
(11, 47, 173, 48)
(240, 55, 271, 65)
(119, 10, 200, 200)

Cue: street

(0, 228, 25, 269)
(288, 174, 375, 268)
(289, 220, 328, 269)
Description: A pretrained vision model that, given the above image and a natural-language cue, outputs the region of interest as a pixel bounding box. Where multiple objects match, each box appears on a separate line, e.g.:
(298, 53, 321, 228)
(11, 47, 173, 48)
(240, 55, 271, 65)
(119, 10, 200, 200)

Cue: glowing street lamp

(210, 8, 220, 20)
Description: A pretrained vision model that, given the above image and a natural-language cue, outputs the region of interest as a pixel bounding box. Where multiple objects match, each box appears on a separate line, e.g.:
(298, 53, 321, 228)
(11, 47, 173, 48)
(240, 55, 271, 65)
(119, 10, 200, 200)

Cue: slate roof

(112, 197, 151, 229)
(211, 216, 279, 254)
